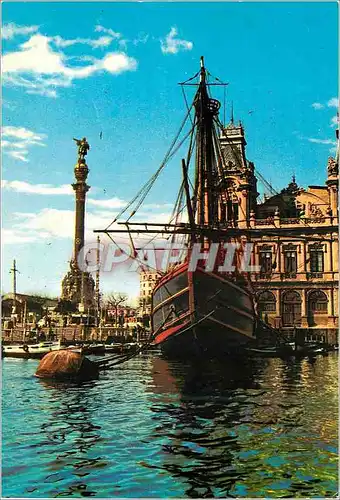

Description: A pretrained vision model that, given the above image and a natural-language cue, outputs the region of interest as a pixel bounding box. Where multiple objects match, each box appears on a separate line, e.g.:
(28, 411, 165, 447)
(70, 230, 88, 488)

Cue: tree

(105, 293, 128, 327)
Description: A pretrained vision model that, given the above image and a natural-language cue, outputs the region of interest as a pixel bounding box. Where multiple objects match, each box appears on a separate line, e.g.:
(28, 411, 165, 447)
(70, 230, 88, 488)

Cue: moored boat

(96, 57, 258, 358)
(2, 341, 61, 359)
(152, 262, 255, 357)
(149, 59, 256, 357)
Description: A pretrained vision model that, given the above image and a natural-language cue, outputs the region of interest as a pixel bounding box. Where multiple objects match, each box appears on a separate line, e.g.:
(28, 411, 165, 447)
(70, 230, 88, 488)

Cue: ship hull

(152, 264, 256, 358)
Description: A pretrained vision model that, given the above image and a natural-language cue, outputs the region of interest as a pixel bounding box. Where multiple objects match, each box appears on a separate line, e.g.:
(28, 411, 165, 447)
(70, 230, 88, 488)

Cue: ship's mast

(194, 56, 220, 233)
(10, 259, 19, 316)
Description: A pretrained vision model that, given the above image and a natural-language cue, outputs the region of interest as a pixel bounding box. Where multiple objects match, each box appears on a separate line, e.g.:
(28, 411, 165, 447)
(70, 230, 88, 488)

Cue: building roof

(2, 293, 58, 308)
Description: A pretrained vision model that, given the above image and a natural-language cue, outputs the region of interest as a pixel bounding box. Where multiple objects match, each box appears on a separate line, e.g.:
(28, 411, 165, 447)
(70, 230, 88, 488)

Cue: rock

(35, 350, 99, 381)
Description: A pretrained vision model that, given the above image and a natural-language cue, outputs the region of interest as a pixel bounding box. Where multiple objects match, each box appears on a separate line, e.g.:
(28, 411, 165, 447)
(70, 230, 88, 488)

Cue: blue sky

(2, 2, 338, 301)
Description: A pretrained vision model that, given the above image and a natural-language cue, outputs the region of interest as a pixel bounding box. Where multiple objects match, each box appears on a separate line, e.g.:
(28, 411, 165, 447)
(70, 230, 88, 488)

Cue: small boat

(82, 343, 106, 355)
(246, 343, 329, 359)
(65, 345, 83, 354)
(104, 343, 124, 353)
(293, 345, 327, 359)
(246, 345, 294, 358)
(2, 341, 61, 359)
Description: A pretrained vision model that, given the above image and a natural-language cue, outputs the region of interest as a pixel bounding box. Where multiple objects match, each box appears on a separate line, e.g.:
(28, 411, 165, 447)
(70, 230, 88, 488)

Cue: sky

(1, 1, 338, 302)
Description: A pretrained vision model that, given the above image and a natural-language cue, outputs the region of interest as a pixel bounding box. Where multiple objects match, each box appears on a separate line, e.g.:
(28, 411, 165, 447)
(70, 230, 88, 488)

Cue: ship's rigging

(94, 57, 333, 270)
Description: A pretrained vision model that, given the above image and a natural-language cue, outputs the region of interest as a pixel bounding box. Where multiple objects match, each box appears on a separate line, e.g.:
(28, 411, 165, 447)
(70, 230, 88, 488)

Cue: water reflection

(145, 357, 264, 497)
(145, 355, 338, 498)
(2, 353, 338, 498)
(35, 379, 106, 497)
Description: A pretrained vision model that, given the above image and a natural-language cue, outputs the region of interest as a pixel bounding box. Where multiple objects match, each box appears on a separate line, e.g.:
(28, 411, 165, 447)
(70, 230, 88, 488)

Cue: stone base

(61, 260, 95, 307)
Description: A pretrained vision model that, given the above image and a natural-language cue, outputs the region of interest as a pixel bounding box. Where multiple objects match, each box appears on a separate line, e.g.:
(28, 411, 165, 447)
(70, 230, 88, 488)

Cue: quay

(1, 324, 149, 345)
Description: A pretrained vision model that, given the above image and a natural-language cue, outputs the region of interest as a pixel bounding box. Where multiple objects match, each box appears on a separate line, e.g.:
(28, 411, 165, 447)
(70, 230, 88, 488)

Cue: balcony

(251, 215, 337, 229)
(280, 218, 300, 225)
(306, 272, 324, 280)
(282, 272, 297, 279)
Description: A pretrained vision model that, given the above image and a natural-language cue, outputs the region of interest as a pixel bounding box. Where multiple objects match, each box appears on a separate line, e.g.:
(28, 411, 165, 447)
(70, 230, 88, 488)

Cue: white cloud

(4, 199, 175, 245)
(331, 115, 339, 127)
(101, 52, 137, 73)
(3, 33, 137, 97)
(2, 22, 39, 40)
(52, 35, 113, 49)
(3, 140, 30, 149)
(160, 27, 193, 55)
(10, 208, 115, 242)
(15, 208, 75, 239)
(327, 97, 339, 108)
(307, 137, 336, 145)
(311, 102, 324, 110)
(2, 126, 46, 162)
(2, 228, 38, 244)
(133, 33, 149, 46)
(2, 180, 73, 195)
(2, 125, 46, 142)
(7, 150, 29, 162)
(88, 197, 125, 208)
(94, 25, 121, 39)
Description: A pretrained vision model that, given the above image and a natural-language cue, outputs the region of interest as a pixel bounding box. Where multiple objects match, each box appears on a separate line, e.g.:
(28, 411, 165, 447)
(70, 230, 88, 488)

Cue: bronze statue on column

(61, 138, 94, 308)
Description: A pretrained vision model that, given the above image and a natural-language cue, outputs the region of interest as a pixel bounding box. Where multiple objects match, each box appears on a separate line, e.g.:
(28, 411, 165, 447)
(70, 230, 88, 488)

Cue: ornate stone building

(219, 121, 339, 343)
(61, 139, 95, 308)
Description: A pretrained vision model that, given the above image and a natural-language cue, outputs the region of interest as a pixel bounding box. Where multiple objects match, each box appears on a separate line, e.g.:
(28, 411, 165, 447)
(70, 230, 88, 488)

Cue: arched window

(258, 291, 276, 313)
(282, 291, 302, 326)
(308, 290, 328, 313)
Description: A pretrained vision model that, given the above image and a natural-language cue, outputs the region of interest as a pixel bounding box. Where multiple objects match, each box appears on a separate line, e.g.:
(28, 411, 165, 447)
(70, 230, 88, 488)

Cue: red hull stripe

(154, 318, 191, 344)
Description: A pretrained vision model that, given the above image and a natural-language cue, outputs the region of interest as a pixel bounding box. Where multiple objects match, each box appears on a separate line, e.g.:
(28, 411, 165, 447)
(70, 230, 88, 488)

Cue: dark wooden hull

(152, 264, 256, 357)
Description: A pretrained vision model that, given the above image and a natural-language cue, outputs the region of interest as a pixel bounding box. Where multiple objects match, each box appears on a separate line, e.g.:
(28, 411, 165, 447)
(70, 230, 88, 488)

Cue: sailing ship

(96, 57, 257, 357)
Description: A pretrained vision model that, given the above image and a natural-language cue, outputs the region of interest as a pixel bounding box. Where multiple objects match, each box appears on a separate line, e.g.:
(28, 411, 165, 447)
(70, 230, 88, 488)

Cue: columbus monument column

(61, 138, 94, 309)
(73, 137, 90, 260)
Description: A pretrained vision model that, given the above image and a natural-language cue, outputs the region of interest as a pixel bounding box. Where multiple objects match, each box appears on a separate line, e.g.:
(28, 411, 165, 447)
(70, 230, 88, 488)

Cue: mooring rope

(94, 308, 175, 368)
(94, 306, 220, 369)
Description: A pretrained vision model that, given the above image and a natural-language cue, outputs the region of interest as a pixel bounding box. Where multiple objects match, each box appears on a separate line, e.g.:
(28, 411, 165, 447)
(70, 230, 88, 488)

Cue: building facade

(139, 271, 161, 316)
(218, 121, 339, 343)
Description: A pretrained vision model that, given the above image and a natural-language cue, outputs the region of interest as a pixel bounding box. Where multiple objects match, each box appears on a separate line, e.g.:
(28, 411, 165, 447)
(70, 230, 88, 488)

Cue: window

(258, 291, 276, 313)
(310, 248, 324, 273)
(226, 200, 239, 225)
(284, 248, 297, 276)
(308, 291, 328, 313)
(260, 249, 272, 275)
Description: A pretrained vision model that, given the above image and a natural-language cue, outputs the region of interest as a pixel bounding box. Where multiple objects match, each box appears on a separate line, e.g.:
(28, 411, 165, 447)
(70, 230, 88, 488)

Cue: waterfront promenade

(2, 325, 148, 344)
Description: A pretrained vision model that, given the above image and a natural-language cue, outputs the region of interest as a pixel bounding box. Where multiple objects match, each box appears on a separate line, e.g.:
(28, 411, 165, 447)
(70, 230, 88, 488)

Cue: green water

(2, 352, 338, 498)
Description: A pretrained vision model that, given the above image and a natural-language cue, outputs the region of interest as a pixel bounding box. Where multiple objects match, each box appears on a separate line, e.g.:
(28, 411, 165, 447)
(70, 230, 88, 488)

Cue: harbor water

(2, 352, 338, 498)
